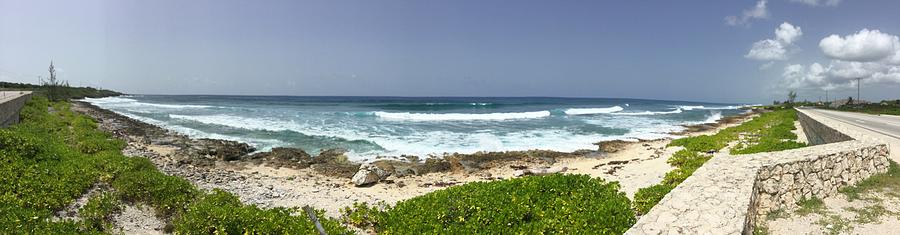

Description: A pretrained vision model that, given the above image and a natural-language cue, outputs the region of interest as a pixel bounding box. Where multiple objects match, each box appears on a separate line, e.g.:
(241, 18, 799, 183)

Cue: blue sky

(1, 0, 899, 103)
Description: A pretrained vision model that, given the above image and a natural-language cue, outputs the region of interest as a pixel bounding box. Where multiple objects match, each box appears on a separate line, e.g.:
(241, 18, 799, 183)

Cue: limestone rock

(351, 162, 391, 186)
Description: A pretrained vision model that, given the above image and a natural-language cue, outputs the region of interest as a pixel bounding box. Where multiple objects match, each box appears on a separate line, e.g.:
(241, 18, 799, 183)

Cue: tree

(38, 61, 68, 101)
(787, 91, 797, 104)
(847, 96, 853, 106)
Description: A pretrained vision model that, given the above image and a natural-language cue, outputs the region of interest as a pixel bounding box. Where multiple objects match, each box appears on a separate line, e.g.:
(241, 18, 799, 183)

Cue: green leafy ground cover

(0, 96, 351, 234)
(342, 174, 636, 234)
(633, 109, 807, 215)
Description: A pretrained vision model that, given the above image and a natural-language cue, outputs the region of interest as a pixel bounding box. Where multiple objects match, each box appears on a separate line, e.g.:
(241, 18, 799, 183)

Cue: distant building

(828, 98, 869, 108)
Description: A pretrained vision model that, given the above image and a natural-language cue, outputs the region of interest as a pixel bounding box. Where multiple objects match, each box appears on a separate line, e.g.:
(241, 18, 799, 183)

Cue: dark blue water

(84, 95, 751, 161)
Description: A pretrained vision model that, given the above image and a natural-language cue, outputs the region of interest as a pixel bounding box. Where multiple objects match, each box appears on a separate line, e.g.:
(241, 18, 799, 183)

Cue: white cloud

(775, 22, 802, 44)
(790, 0, 841, 7)
(782, 63, 828, 89)
(781, 60, 900, 90)
(747, 39, 787, 60)
(725, 0, 769, 26)
(780, 29, 900, 91)
(820, 29, 900, 62)
(782, 29, 900, 92)
(746, 22, 802, 61)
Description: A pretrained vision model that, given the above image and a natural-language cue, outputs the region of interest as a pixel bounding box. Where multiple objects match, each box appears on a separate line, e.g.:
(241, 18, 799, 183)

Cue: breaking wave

(611, 108, 683, 116)
(372, 111, 551, 121)
(563, 106, 625, 115)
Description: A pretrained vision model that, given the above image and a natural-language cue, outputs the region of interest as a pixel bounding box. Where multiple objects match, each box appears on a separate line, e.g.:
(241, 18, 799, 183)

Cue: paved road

(0, 91, 31, 104)
(802, 108, 900, 139)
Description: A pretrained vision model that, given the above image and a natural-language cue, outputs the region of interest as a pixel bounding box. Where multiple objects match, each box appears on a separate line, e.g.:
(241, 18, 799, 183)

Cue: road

(801, 108, 900, 140)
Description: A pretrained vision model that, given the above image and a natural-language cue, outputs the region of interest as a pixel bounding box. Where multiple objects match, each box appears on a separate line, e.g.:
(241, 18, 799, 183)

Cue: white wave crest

(82, 96, 214, 109)
(139, 103, 214, 109)
(169, 114, 298, 132)
(81, 97, 138, 104)
(678, 105, 743, 110)
(563, 106, 624, 115)
(373, 111, 550, 121)
(612, 108, 683, 116)
(702, 111, 723, 124)
(678, 105, 705, 111)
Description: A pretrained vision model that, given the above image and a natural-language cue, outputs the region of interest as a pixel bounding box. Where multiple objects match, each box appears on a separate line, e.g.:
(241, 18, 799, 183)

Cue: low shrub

(633, 184, 675, 215)
(666, 149, 710, 168)
(112, 166, 199, 217)
(0, 203, 85, 234)
(669, 135, 725, 153)
(662, 167, 698, 186)
(79, 192, 121, 231)
(341, 201, 389, 229)
(173, 189, 353, 235)
(369, 174, 635, 234)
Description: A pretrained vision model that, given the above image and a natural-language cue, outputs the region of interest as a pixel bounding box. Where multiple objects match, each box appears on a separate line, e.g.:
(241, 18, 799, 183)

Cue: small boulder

(351, 163, 391, 186)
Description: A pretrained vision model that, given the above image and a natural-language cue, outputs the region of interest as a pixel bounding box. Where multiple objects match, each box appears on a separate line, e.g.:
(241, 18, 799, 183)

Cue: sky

(1, 0, 899, 103)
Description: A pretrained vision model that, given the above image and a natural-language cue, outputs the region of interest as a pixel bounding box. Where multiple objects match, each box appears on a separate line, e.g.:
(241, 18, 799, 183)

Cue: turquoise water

(84, 95, 752, 161)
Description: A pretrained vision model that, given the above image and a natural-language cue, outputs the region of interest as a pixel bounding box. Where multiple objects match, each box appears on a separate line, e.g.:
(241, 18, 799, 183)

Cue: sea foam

(82, 97, 214, 109)
(563, 106, 624, 115)
(372, 111, 551, 121)
(611, 108, 683, 115)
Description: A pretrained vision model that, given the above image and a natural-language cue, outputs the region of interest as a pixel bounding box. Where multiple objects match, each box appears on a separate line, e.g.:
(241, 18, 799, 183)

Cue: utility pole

(825, 89, 828, 103)
(856, 77, 861, 105)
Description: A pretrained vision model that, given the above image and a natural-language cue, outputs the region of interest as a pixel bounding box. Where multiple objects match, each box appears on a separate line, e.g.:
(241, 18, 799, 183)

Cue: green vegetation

(815, 214, 852, 235)
(632, 184, 674, 215)
(79, 192, 121, 231)
(343, 174, 635, 234)
(846, 205, 891, 224)
(0, 81, 121, 101)
(834, 99, 900, 116)
(0, 95, 348, 234)
(839, 160, 900, 201)
(635, 109, 807, 214)
(174, 189, 353, 234)
(667, 109, 805, 155)
(765, 209, 789, 221)
(795, 197, 826, 216)
(341, 201, 389, 229)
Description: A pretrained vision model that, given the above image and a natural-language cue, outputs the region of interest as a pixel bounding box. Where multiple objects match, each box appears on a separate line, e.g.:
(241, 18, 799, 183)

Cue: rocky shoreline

(71, 101, 759, 224)
(73, 101, 607, 184)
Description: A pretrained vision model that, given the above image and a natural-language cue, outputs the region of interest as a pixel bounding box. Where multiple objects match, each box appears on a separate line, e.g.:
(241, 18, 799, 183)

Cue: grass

(0, 95, 350, 234)
(846, 205, 891, 224)
(795, 197, 826, 216)
(634, 109, 807, 215)
(815, 214, 852, 235)
(840, 160, 900, 201)
(765, 208, 789, 221)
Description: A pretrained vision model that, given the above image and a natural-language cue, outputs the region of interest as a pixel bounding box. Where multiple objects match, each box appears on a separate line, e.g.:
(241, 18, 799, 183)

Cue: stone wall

(750, 141, 889, 226)
(0, 91, 32, 127)
(797, 110, 852, 145)
(626, 110, 890, 235)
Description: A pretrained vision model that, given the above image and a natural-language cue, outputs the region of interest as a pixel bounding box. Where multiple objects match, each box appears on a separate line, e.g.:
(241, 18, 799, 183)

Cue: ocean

(82, 95, 752, 161)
